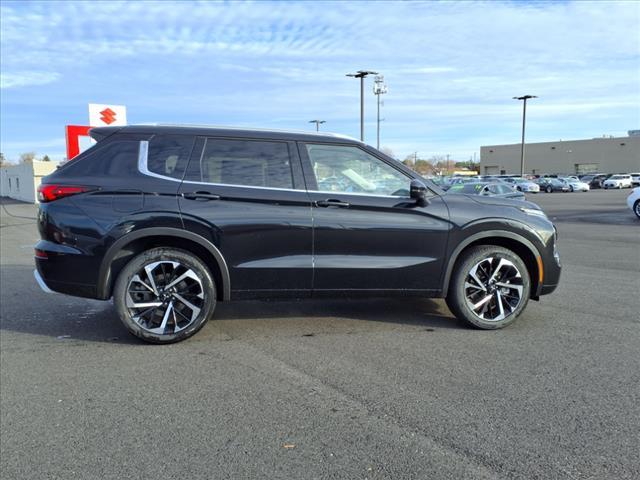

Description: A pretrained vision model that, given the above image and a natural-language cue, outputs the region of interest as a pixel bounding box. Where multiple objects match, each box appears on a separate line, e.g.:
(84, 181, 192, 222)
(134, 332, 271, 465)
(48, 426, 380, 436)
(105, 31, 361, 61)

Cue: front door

(299, 143, 450, 295)
(178, 137, 313, 297)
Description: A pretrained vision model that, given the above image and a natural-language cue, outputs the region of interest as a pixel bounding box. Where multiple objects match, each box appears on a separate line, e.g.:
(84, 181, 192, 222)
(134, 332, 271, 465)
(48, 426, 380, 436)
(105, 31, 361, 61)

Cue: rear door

(178, 137, 313, 297)
(299, 142, 450, 294)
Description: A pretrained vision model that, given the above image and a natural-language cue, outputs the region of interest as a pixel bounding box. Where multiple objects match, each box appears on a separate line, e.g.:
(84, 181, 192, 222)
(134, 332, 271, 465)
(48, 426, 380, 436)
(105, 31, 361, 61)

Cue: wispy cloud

(0, 0, 638, 160)
(0, 71, 61, 89)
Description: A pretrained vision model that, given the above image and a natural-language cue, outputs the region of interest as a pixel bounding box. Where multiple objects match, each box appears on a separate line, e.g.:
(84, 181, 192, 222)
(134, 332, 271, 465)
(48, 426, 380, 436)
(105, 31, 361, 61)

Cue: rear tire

(446, 246, 531, 330)
(546, 186, 552, 193)
(113, 248, 216, 343)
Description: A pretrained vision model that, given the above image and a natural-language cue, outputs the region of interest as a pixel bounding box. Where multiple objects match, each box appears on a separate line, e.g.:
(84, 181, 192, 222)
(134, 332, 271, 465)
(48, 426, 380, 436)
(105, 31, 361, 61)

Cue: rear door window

(185, 138, 294, 189)
(147, 134, 194, 180)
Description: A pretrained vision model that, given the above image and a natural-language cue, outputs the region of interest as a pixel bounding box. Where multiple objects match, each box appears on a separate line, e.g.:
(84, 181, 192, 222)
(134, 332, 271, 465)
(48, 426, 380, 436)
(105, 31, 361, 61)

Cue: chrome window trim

(137, 140, 181, 183)
(137, 139, 410, 199)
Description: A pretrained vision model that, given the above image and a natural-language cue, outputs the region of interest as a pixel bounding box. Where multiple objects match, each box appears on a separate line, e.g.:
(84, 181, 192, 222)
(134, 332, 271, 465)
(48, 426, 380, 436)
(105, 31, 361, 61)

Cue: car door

(298, 142, 450, 294)
(178, 136, 313, 297)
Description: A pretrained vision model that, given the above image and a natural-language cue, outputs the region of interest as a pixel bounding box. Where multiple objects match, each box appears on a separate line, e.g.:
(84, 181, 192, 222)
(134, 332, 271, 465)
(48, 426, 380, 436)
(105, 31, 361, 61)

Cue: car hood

(451, 193, 542, 211)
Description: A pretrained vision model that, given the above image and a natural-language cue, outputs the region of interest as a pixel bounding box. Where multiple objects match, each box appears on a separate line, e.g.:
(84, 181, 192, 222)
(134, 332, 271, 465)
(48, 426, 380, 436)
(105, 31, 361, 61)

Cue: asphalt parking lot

(1, 189, 639, 480)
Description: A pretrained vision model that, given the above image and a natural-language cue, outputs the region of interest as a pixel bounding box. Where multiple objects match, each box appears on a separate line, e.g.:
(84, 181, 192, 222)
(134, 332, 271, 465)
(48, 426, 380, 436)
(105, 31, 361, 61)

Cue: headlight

(520, 207, 547, 218)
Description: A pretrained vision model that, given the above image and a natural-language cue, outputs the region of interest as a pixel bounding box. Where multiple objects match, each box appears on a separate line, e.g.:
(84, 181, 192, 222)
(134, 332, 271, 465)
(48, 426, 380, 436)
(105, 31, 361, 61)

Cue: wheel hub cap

(126, 260, 205, 335)
(464, 256, 524, 322)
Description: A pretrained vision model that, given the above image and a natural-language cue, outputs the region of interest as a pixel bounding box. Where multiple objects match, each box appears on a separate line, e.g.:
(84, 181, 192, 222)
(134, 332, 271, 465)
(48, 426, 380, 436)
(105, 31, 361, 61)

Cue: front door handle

(182, 191, 221, 201)
(315, 199, 350, 208)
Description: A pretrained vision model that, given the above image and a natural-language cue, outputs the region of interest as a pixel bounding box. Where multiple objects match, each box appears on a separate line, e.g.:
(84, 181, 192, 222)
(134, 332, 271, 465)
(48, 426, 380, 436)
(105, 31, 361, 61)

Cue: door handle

(315, 199, 350, 208)
(182, 191, 221, 201)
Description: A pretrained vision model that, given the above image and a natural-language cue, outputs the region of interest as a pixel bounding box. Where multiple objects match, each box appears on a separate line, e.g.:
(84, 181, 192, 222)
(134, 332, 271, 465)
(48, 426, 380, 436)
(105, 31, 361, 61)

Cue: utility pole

(513, 95, 537, 176)
(373, 75, 388, 149)
(308, 120, 326, 132)
(346, 70, 378, 142)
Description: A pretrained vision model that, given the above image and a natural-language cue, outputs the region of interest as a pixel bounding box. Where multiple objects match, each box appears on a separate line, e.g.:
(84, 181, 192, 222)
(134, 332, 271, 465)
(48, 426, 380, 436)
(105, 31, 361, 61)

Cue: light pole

(346, 70, 378, 141)
(373, 75, 388, 150)
(513, 95, 537, 176)
(309, 120, 326, 132)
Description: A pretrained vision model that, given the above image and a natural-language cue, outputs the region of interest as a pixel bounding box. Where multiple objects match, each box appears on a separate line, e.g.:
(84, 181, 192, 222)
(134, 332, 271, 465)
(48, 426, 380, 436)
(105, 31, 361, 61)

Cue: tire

(113, 247, 216, 343)
(570, 186, 574, 192)
(546, 186, 552, 193)
(634, 200, 640, 219)
(446, 246, 531, 330)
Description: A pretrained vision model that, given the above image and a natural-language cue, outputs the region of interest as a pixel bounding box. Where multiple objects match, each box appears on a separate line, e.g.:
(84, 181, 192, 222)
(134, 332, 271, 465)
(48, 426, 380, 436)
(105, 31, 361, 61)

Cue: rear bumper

(34, 269, 54, 294)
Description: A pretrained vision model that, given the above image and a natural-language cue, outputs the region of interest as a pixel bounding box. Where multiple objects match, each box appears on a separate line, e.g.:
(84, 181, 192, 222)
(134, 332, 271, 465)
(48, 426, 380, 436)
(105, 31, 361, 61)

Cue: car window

(147, 135, 194, 180)
(58, 140, 139, 177)
(188, 138, 294, 189)
(305, 144, 410, 196)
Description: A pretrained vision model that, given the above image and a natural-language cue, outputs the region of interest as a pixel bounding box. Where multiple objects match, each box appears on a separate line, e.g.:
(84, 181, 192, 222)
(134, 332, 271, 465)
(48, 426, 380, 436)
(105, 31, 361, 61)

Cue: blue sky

(1, 0, 639, 162)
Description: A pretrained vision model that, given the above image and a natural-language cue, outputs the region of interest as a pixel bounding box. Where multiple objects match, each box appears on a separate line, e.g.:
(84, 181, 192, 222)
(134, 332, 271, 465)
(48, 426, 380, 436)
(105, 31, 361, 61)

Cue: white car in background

(630, 173, 640, 187)
(502, 177, 540, 193)
(603, 174, 633, 189)
(627, 187, 640, 218)
(559, 177, 590, 192)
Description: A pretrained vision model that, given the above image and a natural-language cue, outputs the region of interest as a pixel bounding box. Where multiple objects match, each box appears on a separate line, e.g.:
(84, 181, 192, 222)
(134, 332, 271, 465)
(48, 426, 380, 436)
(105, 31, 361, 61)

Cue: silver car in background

(559, 177, 590, 192)
(503, 177, 541, 193)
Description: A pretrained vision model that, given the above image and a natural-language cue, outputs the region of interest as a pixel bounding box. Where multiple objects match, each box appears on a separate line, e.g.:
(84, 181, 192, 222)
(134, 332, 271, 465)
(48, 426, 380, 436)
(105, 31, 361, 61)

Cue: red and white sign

(88, 103, 127, 127)
(65, 125, 92, 160)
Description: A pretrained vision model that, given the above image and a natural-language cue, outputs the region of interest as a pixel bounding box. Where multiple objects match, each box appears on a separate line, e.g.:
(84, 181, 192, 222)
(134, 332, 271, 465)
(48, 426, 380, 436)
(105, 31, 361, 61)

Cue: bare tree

(19, 152, 36, 164)
(380, 146, 396, 159)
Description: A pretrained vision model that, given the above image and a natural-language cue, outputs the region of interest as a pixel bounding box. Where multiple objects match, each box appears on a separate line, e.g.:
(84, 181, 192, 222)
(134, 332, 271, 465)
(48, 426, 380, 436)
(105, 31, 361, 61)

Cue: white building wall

(0, 161, 58, 203)
(480, 135, 640, 175)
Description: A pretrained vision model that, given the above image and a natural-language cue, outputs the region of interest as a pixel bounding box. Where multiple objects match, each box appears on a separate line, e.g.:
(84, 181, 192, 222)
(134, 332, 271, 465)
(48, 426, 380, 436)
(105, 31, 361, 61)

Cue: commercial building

(480, 132, 640, 175)
(0, 161, 58, 203)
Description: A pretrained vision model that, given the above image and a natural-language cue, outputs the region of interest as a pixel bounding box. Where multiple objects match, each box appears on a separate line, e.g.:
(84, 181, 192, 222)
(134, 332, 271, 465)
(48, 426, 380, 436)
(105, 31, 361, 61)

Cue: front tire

(114, 248, 216, 343)
(546, 186, 552, 193)
(446, 246, 531, 330)
(634, 200, 640, 219)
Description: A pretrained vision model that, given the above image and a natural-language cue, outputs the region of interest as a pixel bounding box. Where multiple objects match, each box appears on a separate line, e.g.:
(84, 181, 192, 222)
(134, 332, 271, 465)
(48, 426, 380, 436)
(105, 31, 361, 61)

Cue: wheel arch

(98, 227, 231, 301)
(442, 230, 542, 298)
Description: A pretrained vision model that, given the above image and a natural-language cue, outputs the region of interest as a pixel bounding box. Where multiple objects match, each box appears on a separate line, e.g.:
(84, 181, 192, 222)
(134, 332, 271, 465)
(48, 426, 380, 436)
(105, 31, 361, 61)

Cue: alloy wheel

(126, 260, 205, 335)
(464, 256, 524, 322)
(635, 201, 640, 218)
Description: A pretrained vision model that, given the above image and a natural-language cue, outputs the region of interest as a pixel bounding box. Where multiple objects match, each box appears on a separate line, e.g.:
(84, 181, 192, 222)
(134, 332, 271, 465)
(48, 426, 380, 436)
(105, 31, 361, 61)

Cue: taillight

(37, 184, 93, 203)
(34, 249, 48, 259)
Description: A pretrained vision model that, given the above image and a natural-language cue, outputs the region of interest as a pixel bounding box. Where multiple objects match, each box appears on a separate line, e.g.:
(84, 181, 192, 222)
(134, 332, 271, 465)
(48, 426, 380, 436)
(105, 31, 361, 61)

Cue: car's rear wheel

(446, 246, 531, 329)
(546, 186, 552, 193)
(114, 248, 216, 343)
(634, 200, 640, 219)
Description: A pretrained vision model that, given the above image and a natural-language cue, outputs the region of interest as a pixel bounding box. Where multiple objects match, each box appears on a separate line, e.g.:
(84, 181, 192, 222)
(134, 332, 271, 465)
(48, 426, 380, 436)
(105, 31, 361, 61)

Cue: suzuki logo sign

(89, 104, 127, 127)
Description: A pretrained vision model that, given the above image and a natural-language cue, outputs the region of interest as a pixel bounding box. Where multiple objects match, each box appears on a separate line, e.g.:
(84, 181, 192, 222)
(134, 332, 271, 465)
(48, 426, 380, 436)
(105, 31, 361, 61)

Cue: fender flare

(441, 229, 542, 298)
(97, 227, 231, 301)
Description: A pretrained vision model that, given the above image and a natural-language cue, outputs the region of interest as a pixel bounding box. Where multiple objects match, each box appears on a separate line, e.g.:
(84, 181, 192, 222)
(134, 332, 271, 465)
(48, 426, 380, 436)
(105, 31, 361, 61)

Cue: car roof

(90, 124, 363, 144)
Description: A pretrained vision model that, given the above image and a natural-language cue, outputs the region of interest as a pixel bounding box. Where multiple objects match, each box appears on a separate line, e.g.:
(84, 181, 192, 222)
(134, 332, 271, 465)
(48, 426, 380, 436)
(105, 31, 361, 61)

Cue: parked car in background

(627, 187, 640, 218)
(629, 173, 640, 187)
(585, 174, 608, 189)
(447, 182, 526, 200)
(603, 174, 633, 189)
(503, 177, 540, 193)
(559, 177, 590, 192)
(537, 178, 570, 193)
(34, 125, 561, 343)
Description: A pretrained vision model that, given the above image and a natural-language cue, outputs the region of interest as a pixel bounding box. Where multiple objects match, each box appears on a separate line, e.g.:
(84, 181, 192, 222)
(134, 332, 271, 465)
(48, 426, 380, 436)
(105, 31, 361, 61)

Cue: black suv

(35, 126, 561, 343)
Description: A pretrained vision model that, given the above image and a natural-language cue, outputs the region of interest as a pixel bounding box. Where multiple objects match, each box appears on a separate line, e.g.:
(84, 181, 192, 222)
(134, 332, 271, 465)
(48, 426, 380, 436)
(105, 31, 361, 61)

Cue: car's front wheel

(446, 246, 531, 329)
(113, 248, 216, 343)
(546, 186, 552, 193)
(634, 200, 640, 219)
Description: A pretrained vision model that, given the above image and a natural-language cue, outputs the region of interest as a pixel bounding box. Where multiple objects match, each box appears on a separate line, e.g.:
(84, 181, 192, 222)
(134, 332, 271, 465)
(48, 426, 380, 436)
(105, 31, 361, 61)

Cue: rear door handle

(315, 199, 350, 208)
(182, 191, 221, 201)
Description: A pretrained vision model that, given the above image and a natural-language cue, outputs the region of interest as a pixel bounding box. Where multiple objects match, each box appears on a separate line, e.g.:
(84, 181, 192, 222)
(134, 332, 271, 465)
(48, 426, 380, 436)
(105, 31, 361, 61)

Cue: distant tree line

(0, 152, 52, 167)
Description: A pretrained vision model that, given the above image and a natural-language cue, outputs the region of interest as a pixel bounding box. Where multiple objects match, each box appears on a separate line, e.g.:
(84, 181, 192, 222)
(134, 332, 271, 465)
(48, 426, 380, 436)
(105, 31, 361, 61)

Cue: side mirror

(410, 179, 429, 207)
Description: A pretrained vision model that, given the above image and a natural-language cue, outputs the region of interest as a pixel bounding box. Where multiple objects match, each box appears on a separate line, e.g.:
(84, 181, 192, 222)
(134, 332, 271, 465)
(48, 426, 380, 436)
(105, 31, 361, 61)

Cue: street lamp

(309, 120, 326, 132)
(513, 95, 537, 176)
(346, 70, 378, 141)
(373, 75, 388, 150)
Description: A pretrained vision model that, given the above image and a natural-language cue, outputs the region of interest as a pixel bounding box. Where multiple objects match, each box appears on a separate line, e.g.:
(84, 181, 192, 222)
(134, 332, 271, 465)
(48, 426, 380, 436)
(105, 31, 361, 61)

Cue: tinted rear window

(56, 140, 139, 177)
(185, 138, 294, 189)
(147, 134, 194, 180)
